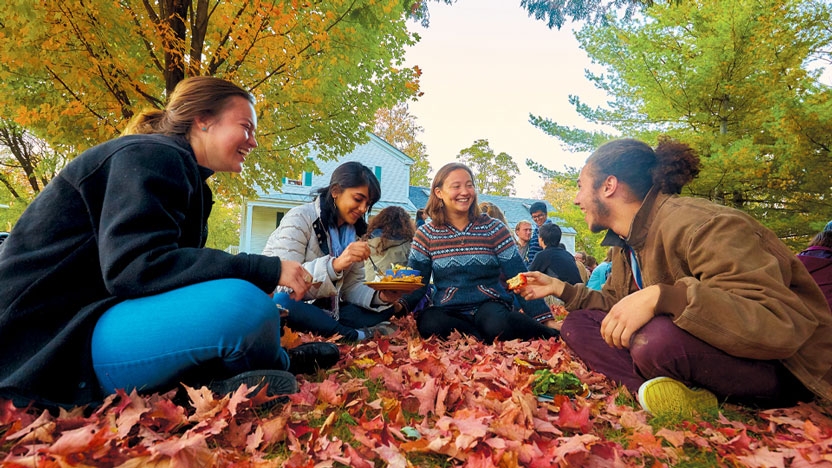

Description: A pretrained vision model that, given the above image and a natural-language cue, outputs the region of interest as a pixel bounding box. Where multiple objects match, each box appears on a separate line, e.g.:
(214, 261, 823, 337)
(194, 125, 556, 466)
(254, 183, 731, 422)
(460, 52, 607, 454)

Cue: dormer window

(282, 170, 313, 186)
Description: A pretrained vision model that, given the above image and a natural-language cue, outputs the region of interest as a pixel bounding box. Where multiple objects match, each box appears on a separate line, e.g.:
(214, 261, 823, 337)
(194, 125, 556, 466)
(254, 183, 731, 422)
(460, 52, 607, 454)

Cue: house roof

(408, 186, 431, 211)
(366, 133, 415, 166)
(251, 132, 417, 212)
(245, 130, 575, 234)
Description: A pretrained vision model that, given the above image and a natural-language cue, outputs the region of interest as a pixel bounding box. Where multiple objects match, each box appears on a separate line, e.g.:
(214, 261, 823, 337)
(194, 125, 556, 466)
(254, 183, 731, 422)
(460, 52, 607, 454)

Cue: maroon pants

(561, 309, 813, 408)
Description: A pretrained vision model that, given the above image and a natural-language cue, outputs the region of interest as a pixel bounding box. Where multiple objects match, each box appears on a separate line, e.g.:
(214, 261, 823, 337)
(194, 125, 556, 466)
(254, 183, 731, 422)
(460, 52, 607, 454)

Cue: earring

(201, 127, 207, 132)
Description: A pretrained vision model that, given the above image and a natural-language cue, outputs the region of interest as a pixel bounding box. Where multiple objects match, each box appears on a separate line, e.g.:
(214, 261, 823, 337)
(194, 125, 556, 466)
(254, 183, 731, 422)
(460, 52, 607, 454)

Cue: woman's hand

(392, 300, 406, 317)
(542, 319, 561, 330)
(379, 290, 405, 304)
(278, 260, 312, 301)
(600, 285, 660, 349)
(519, 271, 565, 300)
(332, 241, 371, 273)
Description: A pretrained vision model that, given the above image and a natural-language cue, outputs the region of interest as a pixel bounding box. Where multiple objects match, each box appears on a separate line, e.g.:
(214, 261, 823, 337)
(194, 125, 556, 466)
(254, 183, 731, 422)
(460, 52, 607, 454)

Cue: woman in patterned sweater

(395, 163, 560, 343)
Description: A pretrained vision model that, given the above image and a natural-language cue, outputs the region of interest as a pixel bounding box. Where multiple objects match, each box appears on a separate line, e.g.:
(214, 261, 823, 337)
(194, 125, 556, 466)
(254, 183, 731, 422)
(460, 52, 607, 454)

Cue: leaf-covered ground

(3, 315, 832, 467)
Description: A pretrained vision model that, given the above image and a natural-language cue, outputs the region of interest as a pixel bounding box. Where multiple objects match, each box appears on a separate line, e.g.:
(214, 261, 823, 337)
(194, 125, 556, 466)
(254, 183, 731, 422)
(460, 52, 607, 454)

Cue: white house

(238, 132, 577, 254)
(239, 133, 417, 255)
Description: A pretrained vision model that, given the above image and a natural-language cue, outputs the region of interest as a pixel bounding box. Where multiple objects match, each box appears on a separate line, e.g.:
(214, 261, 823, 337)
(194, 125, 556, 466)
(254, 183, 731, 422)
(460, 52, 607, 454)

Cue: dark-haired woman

(263, 162, 401, 342)
(395, 162, 559, 343)
(0, 76, 337, 411)
(416, 208, 428, 228)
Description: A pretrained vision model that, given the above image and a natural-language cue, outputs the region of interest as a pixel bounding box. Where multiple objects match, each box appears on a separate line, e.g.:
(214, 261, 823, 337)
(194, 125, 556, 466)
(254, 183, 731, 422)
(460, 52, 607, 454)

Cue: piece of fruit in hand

(506, 273, 527, 291)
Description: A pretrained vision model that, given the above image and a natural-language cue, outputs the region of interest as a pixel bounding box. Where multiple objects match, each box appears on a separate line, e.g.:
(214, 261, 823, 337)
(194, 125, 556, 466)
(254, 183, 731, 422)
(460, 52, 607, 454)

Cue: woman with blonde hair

(0, 76, 338, 411)
(480, 201, 513, 241)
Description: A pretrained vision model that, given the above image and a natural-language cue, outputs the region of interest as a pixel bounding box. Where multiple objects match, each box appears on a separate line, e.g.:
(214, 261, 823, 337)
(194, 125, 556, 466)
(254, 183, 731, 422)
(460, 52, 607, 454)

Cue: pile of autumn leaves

(2, 316, 832, 467)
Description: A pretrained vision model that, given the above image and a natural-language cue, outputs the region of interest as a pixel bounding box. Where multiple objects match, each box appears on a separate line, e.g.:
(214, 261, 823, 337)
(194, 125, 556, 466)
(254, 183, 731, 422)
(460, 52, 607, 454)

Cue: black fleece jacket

(0, 134, 283, 407)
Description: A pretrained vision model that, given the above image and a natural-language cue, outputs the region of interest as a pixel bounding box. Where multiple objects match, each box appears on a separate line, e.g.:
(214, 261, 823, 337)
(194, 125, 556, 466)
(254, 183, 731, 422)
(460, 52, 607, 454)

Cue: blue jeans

(92, 279, 289, 395)
(274, 291, 393, 341)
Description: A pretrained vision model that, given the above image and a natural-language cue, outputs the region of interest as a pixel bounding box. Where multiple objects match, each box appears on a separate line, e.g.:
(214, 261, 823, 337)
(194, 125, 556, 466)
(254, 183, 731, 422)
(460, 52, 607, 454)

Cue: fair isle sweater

(405, 214, 553, 322)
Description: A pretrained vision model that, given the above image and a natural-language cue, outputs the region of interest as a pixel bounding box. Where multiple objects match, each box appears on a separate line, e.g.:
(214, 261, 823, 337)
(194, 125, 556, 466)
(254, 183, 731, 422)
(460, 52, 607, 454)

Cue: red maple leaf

(556, 399, 592, 433)
(410, 376, 438, 416)
(316, 377, 343, 405)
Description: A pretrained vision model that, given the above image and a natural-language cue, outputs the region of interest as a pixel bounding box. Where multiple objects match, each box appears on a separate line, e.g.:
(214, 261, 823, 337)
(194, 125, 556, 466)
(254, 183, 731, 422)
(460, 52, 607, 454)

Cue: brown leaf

(148, 433, 214, 468)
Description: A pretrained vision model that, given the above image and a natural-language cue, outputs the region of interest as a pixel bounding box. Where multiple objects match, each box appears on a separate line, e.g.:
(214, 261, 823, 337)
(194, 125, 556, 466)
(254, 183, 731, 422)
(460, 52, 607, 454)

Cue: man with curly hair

(519, 138, 832, 418)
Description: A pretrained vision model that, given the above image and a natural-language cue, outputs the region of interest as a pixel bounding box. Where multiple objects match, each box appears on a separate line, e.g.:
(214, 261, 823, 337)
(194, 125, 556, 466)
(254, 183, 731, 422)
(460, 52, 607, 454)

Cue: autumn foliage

(0, 0, 421, 200)
(3, 315, 832, 467)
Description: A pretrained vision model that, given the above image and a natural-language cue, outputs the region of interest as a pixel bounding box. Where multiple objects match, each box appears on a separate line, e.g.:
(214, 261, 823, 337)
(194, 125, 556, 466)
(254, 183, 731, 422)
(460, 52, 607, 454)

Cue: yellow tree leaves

(0, 0, 421, 199)
(373, 103, 432, 187)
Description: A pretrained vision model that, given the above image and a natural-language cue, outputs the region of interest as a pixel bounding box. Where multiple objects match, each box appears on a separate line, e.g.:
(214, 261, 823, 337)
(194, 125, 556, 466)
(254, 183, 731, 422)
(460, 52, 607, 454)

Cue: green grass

(407, 452, 457, 467)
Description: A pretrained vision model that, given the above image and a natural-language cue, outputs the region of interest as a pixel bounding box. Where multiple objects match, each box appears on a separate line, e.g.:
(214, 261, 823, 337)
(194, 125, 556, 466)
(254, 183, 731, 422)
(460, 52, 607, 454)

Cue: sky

(403, 2, 832, 200)
(403, 0, 609, 198)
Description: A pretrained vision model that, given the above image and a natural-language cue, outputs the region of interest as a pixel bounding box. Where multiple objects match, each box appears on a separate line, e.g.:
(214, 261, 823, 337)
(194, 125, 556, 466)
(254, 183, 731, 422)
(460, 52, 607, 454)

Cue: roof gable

(367, 133, 415, 166)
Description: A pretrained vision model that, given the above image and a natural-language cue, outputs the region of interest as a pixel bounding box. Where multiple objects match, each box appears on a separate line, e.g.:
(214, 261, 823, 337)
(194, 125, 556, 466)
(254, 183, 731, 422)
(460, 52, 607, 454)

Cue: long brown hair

(123, 76, 254, 136)
(810, 230, 832, 249)
(479, 201, 509, 226)
(425, 162, 480, 227)
(367, 206, 415, 240)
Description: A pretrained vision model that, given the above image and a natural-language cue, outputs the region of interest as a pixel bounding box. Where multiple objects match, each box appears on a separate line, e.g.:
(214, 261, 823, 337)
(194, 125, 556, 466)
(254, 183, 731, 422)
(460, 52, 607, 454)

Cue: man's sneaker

(637, 376, 718, 418)
(364, 321, 397, 338)
(287, 342, 340, 375)
(209, 369, 297, 407)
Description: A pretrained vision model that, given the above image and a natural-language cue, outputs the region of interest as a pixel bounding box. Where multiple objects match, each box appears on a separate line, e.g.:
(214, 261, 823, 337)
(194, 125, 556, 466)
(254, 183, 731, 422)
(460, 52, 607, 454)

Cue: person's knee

(473, 304, 510, 342)
(416, 318, 443, 339)
(560, 309, 593, 346)
(476, 318, 507, 342)
(203, 279, 279, 336)
(629, 318, 677, 369)
(416, 309, 450, 339)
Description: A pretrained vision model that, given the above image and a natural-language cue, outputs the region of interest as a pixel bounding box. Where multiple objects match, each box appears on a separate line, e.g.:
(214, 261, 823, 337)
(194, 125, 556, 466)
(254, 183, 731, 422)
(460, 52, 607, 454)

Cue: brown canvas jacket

(560, 188, 832, 402)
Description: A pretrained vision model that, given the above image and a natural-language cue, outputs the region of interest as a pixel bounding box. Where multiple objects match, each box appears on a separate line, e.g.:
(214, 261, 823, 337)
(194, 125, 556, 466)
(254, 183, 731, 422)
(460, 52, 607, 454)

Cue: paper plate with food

(365, 264, 424, 292)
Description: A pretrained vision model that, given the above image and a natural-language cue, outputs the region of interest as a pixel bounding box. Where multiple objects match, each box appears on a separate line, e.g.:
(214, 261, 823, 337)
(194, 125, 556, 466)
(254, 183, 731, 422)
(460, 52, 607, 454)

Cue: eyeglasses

(531, 213, 546, 221)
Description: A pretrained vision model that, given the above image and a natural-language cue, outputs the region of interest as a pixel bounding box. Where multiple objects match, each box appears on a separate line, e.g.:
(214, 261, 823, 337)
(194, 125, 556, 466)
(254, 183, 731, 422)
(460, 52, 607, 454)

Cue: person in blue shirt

(587, 247, 613, 291)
